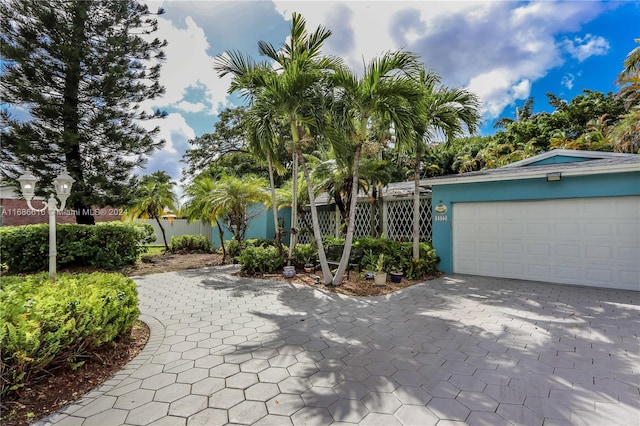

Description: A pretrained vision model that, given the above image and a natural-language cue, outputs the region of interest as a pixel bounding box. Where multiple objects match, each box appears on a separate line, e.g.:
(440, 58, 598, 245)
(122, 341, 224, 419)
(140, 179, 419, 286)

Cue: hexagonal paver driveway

(34, 269, 640, 425)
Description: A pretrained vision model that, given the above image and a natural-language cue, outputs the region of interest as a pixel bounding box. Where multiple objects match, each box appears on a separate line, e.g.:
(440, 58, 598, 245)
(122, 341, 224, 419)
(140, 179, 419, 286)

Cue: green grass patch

(144, 245, 166, 256)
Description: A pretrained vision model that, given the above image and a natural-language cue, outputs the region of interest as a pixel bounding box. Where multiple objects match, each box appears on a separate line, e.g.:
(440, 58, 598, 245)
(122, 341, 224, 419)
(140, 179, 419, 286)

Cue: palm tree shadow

(170, 267, 639, 423)
(234, 274, 639, 422)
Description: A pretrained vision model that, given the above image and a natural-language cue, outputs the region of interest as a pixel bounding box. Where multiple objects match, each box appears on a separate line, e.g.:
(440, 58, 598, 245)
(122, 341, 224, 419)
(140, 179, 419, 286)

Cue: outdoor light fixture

(17, 169, 75, 280)
(546, 172, 562, 182)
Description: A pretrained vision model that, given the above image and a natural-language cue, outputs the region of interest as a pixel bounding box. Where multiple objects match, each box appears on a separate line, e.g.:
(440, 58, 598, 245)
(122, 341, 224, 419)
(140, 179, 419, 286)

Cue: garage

(425, 149, 640, 291)
(452, 197, 640, 289)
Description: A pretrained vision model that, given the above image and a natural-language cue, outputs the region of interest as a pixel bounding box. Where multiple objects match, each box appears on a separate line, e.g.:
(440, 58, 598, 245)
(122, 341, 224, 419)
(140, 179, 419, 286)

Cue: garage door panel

(479, 223, 499, 234)
(503, 262, 525, 275)
(503, 223, 523, 234)
(453, 197, 640, 290)
(556, 266, 581, 280)
(555, 223, 580, 235)
(527, 264, 551, 278)
(618, 223, 639, 239)
(584, 223, 613, 237)
(621, 270, 640, 284)
(556, 245, 581, 258)
(617, 246, 639, 262)
(585, 268, 614, 283)
(586, 246, 613, 259)
(528, 243, 551, 256)
(503, 243, 524, 255)
(478, 260, 499, 274)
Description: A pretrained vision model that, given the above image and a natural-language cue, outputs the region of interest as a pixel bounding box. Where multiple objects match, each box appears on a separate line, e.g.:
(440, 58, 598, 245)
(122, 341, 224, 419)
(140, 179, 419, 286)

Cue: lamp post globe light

(17, 170, 75, 281)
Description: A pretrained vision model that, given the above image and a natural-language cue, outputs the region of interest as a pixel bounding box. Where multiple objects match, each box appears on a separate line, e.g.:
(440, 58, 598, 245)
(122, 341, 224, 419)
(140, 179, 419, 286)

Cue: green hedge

(237, 245, 286, 274)
(0, 222, 155, 273)
(0, 273, 140, 396)
(169, 235, 213, 254)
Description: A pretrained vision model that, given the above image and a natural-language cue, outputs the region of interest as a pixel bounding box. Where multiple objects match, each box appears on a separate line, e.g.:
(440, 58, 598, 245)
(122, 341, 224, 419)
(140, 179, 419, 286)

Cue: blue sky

(136, 1, 639, 181)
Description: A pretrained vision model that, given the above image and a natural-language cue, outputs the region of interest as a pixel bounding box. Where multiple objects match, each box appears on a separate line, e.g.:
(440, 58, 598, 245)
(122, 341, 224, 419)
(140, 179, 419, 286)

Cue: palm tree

(124, 172, 177, 251)
(616, 38, 640, 105)
(613, 38, 640, 152)
(244, 104, 287, 255)
(182, 176, 229, 261)
(186, 174, 269, 247)
(406, 69, 480, 259)
(215, 12, 341, 283)
(326, 50, 421, 284)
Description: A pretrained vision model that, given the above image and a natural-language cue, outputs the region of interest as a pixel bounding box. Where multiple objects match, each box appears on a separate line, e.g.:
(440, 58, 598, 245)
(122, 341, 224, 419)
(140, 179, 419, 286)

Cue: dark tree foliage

(182, 106, 291, 185)
(545, 90, 629, 139)
(424, 89, 637, 174)
(1, 0, 167, 224)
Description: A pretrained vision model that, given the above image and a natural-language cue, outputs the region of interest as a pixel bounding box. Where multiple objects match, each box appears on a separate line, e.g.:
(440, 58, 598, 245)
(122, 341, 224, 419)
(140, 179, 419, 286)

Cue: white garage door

(453, 196, 640, 290)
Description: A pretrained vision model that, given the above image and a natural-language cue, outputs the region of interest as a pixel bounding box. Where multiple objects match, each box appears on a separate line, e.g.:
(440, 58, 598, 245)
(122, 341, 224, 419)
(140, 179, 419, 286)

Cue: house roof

(313, 180, 431, 206)
(421, 150, 640, 187)
(501, 149, 634, 167)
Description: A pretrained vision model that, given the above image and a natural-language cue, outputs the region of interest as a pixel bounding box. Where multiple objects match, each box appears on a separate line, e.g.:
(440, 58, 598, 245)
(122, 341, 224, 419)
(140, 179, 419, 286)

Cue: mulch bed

(0, 321, 150, 426)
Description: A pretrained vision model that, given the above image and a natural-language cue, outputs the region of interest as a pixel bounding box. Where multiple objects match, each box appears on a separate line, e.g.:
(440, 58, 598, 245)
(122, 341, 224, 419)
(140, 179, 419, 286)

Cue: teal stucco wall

(431, 171, 640, 273)
(211, 205, 292, 248)
(527, 155, 591, 166)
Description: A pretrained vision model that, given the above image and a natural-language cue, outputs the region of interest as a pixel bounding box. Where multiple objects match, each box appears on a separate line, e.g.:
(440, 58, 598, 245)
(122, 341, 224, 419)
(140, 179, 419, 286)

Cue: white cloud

(175, 100, 207, 113)
(144, 15, 232, 116)
(139, 113, 195, 181)
(561, 73, 575, 90)
(467, 70, 532, 118)
(561, 34, 610, 62)
(273, 1, 606, 118)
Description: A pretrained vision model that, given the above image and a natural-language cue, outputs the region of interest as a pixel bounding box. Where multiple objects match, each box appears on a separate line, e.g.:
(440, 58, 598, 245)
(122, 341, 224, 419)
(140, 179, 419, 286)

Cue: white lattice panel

(298, 196, 431, 242)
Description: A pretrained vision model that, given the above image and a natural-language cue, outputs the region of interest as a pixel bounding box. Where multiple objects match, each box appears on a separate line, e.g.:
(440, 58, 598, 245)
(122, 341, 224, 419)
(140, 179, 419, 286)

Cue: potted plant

(294, 243, 317, 273)
(389, 270, 403, 283)
(361, 249, 377, 280)
(374, 254, 387, 286)
(283, 265, 296, 278)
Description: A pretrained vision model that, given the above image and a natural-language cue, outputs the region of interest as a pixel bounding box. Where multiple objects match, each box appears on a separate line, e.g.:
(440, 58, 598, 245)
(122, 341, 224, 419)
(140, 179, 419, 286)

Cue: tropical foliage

(183, 21, 636, 284)
(183, 174, 269, 255)
(122, 171, 177, 251)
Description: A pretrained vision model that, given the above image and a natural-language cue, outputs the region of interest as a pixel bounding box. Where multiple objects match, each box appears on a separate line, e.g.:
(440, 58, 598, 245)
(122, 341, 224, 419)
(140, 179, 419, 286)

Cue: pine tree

(0, 0, 167, 224)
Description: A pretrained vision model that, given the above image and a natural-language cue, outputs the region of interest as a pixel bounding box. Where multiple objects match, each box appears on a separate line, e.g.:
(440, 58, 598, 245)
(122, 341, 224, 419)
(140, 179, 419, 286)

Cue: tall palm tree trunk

(297, 146, 332, 283)
(412, 143, 422, 260)
(288, 150, 298, 265)
(267, 152, 283, 256)
(215, 218, 227, 262)
(332, 143, 363, 285)
(155, 216, 170, 251)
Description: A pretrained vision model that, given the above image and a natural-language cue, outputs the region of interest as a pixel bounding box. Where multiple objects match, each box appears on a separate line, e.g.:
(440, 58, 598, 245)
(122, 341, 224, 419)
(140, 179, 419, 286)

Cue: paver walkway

(37, 267, 639, 426)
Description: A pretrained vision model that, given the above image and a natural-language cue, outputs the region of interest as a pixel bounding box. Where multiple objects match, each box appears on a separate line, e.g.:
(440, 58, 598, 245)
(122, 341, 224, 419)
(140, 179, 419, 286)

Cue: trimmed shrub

(293, 243, 317, 266)
(223, 238, 279, 261)
(224, 239, 242, 259)
(0, 222, 154, 273)
(352, 237, 440, 279)
(237, 245, 286, 274)
(169, 235, 213, 254)
(0, 273, 139, 396)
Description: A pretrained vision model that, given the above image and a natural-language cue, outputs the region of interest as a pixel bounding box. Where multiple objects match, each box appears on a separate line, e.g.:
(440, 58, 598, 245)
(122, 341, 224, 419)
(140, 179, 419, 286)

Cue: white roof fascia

(421, 162, 640, 186)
